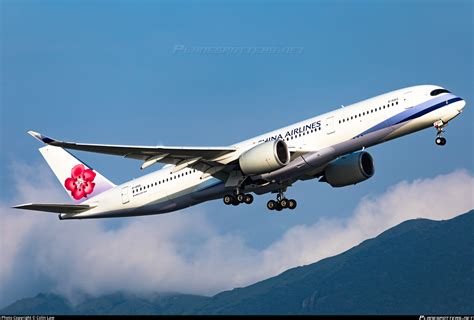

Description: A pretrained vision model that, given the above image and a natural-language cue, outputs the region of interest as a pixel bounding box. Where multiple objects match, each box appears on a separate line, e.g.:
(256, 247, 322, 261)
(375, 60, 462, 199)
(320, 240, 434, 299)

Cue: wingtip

(27, 130, 42, 140)
(27, 131, 54, 144)
(12, 203, 31, 209)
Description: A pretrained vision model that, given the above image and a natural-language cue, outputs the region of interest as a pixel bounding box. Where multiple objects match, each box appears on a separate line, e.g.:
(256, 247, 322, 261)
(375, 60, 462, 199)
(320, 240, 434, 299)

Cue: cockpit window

(430, 89, 451, 96)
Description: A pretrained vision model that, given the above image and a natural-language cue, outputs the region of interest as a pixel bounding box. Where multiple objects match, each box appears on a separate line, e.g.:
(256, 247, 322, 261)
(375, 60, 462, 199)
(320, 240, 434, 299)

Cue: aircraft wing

(13, 203, 93, 214)
(28, 131, 237, 170)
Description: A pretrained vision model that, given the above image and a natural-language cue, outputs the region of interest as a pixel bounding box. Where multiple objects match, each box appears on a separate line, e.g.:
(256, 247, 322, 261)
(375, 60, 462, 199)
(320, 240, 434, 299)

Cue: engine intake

(323, 151, 375, 187)
(239, 140, 290, 175)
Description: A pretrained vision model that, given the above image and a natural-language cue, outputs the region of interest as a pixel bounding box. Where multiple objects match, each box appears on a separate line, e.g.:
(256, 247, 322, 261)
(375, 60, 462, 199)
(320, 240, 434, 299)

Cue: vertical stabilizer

(39, 146, 115, 202)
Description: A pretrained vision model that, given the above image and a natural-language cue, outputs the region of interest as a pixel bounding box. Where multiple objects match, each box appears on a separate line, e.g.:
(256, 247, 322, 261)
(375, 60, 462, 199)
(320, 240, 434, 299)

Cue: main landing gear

(434, 120, 447, 146)
(222, 189, 298, 212)
(267, 191, 297, 212)
(223, 193, 254, 206)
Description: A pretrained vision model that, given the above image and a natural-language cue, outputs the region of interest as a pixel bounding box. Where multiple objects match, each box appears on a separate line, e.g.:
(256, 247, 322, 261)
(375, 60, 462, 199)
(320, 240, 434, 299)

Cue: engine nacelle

(323, 151, 375, 187)
(239, 140, 290, 175)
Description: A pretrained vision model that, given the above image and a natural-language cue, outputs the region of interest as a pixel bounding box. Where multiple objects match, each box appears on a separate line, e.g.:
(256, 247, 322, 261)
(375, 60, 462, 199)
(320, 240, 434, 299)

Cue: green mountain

(197, 210, 474, 315)
(1, 292, 209, 315)
(2, 210, 473, 315)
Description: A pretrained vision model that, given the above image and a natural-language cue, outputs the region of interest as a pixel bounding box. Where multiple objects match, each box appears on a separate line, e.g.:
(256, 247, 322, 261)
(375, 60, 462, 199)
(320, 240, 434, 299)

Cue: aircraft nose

(456, 97, 466, 112)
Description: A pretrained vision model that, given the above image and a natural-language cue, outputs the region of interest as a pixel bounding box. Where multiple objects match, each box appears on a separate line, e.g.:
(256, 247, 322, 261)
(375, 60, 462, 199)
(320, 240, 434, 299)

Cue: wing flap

(13, 203, 93, 214)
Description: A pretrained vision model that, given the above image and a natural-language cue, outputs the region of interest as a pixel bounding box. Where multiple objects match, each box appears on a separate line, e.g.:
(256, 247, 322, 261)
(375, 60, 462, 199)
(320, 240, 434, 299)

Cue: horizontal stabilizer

(13, 203, 93, 214)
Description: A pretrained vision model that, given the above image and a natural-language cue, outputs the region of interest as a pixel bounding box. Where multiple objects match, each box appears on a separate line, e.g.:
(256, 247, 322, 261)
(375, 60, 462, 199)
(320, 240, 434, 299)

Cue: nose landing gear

(435, 136, 446, 146)
(434, 120, 447, 146)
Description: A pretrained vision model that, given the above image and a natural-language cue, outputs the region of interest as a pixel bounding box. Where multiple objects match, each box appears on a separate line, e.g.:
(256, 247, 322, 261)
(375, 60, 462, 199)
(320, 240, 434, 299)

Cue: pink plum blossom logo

(64, 164, 96, 200)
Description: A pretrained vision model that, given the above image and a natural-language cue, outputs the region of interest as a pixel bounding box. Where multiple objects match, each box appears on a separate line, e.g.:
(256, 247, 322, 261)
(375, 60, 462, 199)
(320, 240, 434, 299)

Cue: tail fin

(39, 145, 116, 202)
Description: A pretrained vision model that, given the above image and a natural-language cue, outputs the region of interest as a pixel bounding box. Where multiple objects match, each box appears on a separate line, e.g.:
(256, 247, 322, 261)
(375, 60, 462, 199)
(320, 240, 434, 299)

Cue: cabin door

(121, 186, 130, 204)
(326, 116, 335, 134)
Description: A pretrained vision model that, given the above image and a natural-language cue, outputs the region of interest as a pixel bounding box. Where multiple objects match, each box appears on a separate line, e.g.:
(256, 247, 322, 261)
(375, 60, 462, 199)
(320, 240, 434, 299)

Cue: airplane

(13, 85, 466, 220)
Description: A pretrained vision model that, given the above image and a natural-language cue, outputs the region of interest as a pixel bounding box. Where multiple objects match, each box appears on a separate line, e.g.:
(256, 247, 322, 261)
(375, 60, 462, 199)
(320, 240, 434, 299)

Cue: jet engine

(239, 140, 290, 175)
(323, 151, 375, 187)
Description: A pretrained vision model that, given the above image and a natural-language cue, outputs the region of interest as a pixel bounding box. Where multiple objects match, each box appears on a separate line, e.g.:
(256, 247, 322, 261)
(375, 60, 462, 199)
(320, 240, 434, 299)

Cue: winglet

(28, 131, 55, 144)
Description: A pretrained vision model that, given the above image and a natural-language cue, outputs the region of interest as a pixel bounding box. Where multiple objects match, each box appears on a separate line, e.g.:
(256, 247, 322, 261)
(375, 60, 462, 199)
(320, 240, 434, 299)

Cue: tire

(275, 203, 283, 211)
(279, 199, 288, 208)
(223, 195, 234, 205)
(288, 199, 297, 210)
(236, 194, 245, 203)
(244, 194, 254, 204)
(435, 137, 446, 146)
(267, 200, 276, 210)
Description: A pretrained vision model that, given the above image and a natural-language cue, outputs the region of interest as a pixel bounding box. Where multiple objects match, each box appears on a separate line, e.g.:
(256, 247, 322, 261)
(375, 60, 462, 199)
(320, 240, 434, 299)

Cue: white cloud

(1, 163, 473, 307)
(259, 170, 474, 274)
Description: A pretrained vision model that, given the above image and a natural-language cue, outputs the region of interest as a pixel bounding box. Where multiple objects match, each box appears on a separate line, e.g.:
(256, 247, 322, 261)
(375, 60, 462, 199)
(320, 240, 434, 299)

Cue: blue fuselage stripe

(357, 96, 462, 137)
(393, 97, 462, 125)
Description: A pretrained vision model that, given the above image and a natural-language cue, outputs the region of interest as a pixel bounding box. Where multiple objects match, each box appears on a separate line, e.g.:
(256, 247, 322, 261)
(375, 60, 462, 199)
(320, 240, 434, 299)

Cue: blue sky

(1, 0, 473, 306)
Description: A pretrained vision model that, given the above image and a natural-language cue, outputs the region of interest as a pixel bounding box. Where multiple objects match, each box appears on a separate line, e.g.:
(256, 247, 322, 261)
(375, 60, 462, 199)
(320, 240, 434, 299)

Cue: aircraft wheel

(275, 203, 283, 211)
(435, 137, 446, 146)
(279, 198, 288, 208)
(267, 200, 277, 210)
(236, 193, 245, 203)
(288, 199, 297, 210)
(223, 194, 234, 205)
(244, 194, 254, 204)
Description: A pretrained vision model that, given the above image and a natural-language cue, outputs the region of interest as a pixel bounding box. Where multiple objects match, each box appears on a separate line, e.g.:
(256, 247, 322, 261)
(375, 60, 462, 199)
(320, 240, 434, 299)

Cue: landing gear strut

(223, 192, 254, 206)
(434, 120, 447, 146)
(267, 190, 297, 212)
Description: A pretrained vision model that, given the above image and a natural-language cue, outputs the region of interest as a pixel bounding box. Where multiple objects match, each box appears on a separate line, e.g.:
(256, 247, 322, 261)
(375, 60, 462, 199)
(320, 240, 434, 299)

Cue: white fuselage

(66, 85, 465, 219)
